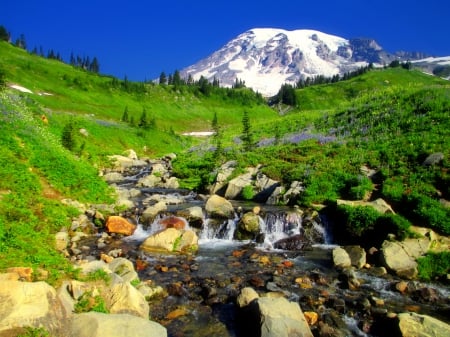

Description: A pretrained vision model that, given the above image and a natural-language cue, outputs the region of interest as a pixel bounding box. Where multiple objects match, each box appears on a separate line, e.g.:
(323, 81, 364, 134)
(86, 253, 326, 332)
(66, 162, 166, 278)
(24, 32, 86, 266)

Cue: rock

(224, 167, 257, 200)
(140, 228, 198, 253)
(123, 149, 138, 160)
(108, 155, 147, 171)
(103, 172, 125, 183)
(71, 312, 167, 337)
(282, 181, 304, 205)
(205, 194, 235, 219)
(398, 312, 450, 337)
(304, 311, 319, 325)
(6, 267, 33, 282)
(105, 282, 149, 318)
(254, 172, 280, 202)
(235, 212, 261, 240)
(337, 198, 395, 214)
(343, 245, 366, 269)
(137, 174, 161, 188)
(159, 216, 187, 230)
(237, 287, 260, 308)
(141, 201, 167, 223)
(0, 280, 70, 337)
(257, 296, 314, 337)
(176, 206, 204, 228)
(332, 247, 352, 269)
(273, 234, 310, 250)
(108, 257, 139, 284)
(210, 160, 237, 195)
(105, 216, 136, 236)
(381, 240, 415, 278)
(422, 152, 444, 166)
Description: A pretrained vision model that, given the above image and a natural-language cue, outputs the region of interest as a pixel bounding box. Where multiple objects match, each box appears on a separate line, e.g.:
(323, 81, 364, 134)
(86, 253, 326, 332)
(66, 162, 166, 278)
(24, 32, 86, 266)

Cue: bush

(241, 185, 255, 200)
(335, 204, 380, 241)
(406, 194, 450, 235)
(417, 252, 450, 281)
(375, 213, 412, 241)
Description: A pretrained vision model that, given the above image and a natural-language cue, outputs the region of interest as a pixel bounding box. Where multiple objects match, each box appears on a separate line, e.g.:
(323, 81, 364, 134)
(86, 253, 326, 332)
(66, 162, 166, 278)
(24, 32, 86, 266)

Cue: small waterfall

(200, 218, 237, 241)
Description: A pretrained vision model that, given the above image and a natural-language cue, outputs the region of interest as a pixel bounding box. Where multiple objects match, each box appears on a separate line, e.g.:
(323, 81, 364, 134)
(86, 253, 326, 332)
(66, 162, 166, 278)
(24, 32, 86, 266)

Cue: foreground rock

(205, 194, 235, 219)
(71, 312, 167, 337)
(106, 216, 136, 236)
(398, 312, 450, 337)
(236, 287, 313, 337)
(0, 280, 70, 336)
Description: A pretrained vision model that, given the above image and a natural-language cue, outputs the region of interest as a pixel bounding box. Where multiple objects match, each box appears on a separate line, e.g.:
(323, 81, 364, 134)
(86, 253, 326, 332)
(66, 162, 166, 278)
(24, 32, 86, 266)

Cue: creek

(87, 162, 450, 337)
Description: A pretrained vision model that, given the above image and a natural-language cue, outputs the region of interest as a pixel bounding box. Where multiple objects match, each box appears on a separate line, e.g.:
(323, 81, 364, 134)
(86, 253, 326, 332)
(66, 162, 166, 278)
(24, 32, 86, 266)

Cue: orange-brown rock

(105, 216, 136, 236)
(7, 267, 33, 281)
(166, 308, 188, 320)
(159, 216, 187, 230)
(304, 311, 319, 326)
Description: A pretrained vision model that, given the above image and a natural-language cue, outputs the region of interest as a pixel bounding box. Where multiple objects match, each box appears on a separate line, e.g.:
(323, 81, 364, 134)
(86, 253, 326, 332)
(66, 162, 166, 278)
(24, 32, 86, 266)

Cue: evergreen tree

(61, 121, 76, 151)
(0, 25, 10, 42)
(241, 111, 253, 152)
(138, 107, 148, 129)
(15, 33, 26, 49)
(90, 57, 100, 73)
(159, 71, 167, 85)
(121, 106, 129, 122)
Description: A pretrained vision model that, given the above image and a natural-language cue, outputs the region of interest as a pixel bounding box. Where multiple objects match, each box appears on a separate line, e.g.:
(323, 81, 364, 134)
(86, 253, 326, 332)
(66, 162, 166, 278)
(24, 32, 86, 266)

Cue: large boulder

(397, 312, 450, 337)
(105, 282, 149, 318)
(0, 280, 71, 337)
(71, 312, 167, 337)
(343, 245, 366, 269)
(224, 167, 258, 200)
(332, 247, 352, 269)
(205, 195, 235, 219)
(176, 206, 204, 228)
(141, 201, 167, 224)
(140, 228, 198, 253)
(254, 172, 280, 202)
(210, 160, 237, 195)
(234, 212, 261, 240)
(381, 241, 418, 279)
(105, 216, 136, 236)
(108, 257, 139, 284)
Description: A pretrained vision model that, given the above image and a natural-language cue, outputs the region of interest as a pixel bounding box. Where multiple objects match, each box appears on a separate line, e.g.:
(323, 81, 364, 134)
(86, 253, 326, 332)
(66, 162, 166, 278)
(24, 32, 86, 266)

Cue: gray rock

(343, 245, 366, 269)
(332, 247, 352, 269)
(398, 312, 450, 337)
(71, 312, 167, 337)
(205, 195, 235, 219)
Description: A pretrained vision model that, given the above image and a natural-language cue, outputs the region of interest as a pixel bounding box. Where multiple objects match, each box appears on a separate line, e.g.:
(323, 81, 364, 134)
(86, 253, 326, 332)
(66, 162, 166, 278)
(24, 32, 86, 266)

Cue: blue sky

(2, 0, 449, 81)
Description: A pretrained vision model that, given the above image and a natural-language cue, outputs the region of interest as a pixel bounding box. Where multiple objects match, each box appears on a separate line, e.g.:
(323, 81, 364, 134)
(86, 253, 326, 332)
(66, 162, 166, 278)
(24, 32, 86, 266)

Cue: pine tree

(241, 111, 253, 152)
(121, 106, 129, 122)
(0, 25, 10, 42)
(61, 121, 76, 151)
(159, 72, 167, 85)
(138, 107, 148, 129)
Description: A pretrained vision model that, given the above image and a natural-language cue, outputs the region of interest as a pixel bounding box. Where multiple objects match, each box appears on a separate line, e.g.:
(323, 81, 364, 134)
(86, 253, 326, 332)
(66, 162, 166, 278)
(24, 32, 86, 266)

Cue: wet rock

(237, 287, 259, 307)
(235, 211, 261, 240)
(105, 216, 136, 236)
(205, 194, 235, 219)
(159, 216, 187, 229)
(141, 201, 167, 223)
(176, 206, 204, 228)
(274, 234, 310, 250)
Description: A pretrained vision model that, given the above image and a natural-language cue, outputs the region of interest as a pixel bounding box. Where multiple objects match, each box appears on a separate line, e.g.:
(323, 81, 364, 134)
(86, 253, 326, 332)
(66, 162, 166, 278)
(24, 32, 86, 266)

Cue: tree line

(0, 25, 100, 74)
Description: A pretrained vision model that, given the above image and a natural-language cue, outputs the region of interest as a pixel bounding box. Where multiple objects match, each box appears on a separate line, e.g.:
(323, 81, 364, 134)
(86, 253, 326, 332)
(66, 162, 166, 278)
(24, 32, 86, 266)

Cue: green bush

(241, 185, 255, 200)
(375, 213, 412, 241)
(417, 252, 450, 281)
(406, 194, 450, 235)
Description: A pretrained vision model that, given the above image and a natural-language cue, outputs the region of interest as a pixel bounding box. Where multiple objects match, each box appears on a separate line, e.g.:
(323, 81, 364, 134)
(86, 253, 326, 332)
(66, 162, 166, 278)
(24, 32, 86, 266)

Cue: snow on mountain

(180, 28, 432, 96)
(181, 28, 373, 96)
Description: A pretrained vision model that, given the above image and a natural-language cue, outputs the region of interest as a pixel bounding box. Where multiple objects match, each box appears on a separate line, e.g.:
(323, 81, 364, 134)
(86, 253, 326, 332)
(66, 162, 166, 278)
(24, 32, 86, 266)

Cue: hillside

(1, 39, 449, 282)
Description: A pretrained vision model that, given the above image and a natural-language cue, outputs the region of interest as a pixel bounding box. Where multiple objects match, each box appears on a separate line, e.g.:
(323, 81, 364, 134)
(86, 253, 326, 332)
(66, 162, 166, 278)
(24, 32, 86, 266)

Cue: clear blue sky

(2, 0, 449, 81)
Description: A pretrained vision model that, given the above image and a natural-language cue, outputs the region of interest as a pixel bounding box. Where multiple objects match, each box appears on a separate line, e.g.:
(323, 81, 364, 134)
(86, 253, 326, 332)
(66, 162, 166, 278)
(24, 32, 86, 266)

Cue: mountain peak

(181, 28, 426, 96)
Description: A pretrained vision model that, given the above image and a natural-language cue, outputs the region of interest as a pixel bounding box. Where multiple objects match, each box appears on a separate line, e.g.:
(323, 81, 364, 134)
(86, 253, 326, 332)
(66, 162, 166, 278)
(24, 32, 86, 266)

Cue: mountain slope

(181, 28, 434, 96)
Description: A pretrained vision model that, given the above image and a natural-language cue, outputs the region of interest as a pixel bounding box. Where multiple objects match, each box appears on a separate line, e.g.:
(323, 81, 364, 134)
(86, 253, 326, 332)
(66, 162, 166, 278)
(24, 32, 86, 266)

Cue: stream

(84, 161, 450, 337)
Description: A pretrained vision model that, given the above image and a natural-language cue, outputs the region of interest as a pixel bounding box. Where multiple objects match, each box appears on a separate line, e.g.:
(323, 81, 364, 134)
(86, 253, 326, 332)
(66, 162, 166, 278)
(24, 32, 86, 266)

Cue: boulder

(273, 234, 310, 250)
(236, 212, 260, 236)
(210, 160, 237, 195)
(282, 181, 304, 205)
(108, 257, 139, 284)
(108, 155, 147, 171)
(103, 172, 125, 183)
(71, 312, 167, 337)
(159, 216, 187, 230)
(140, 228, 198, 253)
(137, 174, 162, 188)
(0, 280, 71, 337)
(236, 287, 259, 308)
(343, 245, 366, 269)
(257, 296, 313, 337)
(141, 201, 167, 223)
(381, 240, 418, 279)
(105, 282, 149, 318)
(55, 231, 69, 252)
(254, 172, 280, 202)
(398, 312, 450, 337)
(332, 247, 352, 269)
(176, 206, 204, 228)
(105, 216, 136, 236)
(337, 198, 394, 214)
(205, 195, 235, 219)
(224, 167, 258, 200)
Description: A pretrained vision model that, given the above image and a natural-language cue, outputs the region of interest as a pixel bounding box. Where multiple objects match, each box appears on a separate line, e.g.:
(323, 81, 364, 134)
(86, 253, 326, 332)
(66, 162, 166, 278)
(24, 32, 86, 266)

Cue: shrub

(241, 185, 255, 200)
(406, 194, 450, 235)
(344, 175, 373, 200)
(417, 252, 450, 281)
(375, 213, 412, 241)
(334, 205, 380, 244)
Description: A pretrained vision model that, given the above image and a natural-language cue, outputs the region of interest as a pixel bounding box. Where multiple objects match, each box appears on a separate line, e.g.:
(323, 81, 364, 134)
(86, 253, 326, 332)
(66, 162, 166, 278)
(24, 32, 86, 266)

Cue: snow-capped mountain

(180, 28, 431, 96)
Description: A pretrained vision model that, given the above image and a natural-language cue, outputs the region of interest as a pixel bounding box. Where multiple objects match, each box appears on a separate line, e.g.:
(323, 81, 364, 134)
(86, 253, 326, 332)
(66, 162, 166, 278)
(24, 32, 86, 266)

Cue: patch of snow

(9, 84, 33, 93)
(38, 92, 53, 96)
(182, 131, 215, 137)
